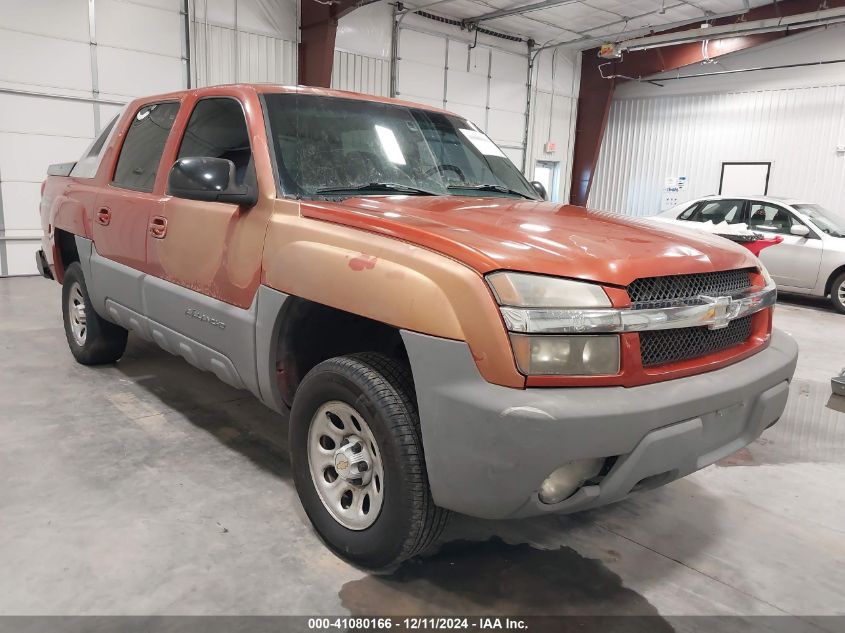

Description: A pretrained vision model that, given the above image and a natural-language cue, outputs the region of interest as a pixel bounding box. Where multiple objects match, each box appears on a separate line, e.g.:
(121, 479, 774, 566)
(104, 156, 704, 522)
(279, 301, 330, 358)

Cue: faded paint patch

(348, 255, 377, 271)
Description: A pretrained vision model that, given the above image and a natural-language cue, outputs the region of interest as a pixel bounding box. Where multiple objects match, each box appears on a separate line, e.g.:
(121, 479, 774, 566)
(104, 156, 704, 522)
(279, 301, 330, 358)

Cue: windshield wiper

(447, 183, 534, 199)
(314, 182, 437, 196)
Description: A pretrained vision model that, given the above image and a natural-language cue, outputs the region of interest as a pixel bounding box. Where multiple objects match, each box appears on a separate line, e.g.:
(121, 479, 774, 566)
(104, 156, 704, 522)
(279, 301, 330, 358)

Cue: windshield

(262, 93, 537, 200)
(794, 204, 845, 237)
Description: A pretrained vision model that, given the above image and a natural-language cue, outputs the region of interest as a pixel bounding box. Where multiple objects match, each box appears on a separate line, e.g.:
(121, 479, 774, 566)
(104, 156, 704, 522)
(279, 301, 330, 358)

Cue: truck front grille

(627, 269, 753, 310)
(639, 315, 753, 367)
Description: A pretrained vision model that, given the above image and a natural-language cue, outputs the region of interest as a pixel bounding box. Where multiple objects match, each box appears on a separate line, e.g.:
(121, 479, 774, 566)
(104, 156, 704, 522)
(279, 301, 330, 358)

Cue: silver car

(657, 195, 845, 313)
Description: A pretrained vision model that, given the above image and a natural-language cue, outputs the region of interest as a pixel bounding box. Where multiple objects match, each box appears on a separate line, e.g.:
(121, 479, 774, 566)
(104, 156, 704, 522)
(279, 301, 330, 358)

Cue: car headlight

(509, 333, 620, 376)
(487, 271, 612, 308)
(486, 272, 620, 376)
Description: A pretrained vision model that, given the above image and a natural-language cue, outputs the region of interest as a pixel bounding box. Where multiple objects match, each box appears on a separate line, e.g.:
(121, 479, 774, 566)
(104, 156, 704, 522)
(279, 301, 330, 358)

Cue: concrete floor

(1, 276, 844, 628)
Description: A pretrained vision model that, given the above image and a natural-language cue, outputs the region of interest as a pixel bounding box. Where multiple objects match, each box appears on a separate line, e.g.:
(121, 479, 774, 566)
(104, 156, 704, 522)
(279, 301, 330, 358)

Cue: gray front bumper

(402, 329, 798, 520)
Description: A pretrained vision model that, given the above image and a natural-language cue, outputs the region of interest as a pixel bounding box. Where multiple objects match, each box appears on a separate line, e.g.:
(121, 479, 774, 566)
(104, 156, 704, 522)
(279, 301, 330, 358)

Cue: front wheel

(831, 272, 845, 315)
(289, 353, 448, 570)
(62, 262, 128, 364)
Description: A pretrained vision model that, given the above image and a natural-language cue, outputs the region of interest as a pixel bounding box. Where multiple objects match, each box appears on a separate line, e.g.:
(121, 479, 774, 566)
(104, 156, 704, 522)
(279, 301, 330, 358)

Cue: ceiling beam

(620, 5, 845, 50)
(467, 0, 581, 25)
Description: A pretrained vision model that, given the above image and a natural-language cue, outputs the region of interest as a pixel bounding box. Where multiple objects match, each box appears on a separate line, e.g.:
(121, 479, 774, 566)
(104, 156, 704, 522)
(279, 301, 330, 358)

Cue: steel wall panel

(0, 31, 92, 95)
(590, 85, 845, 217)
(0, 0, 89, 42)
(96, 0, 182, 57)
(97, 47, 184, 99)
(192, 23, 296, 87)
(331, 51, 390, 97)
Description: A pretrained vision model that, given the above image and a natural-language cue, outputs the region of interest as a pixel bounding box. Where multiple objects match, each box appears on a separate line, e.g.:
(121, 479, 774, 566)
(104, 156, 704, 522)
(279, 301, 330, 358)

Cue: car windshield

(794, 204, 845, 237)
(262, 93, 537, 200)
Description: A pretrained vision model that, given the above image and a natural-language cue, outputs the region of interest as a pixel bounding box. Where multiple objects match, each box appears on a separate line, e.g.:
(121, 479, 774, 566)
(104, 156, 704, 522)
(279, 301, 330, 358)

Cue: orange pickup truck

(38, 84, 797, 569)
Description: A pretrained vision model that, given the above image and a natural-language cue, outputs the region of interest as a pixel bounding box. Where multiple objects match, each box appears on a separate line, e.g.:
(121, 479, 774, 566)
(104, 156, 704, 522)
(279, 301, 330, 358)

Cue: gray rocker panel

(76, 236, 266, 400)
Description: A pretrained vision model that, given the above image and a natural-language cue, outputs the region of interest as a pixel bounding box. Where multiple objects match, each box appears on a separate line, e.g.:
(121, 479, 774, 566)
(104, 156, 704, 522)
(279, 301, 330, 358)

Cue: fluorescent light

(374, 125, 406, 165)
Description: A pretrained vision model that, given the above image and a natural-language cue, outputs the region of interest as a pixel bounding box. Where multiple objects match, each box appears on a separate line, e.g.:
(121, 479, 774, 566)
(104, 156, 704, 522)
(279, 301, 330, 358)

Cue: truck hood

(300, 196, 759, 287)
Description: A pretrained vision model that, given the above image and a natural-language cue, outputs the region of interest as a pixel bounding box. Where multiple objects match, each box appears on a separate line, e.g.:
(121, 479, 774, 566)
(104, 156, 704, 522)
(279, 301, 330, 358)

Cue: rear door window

(686, 199, 746, 224)
(112, 101, 180, 192)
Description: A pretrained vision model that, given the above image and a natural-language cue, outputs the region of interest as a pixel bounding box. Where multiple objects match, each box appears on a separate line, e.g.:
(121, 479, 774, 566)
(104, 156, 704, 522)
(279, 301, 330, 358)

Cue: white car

(656, 195, 845, 313)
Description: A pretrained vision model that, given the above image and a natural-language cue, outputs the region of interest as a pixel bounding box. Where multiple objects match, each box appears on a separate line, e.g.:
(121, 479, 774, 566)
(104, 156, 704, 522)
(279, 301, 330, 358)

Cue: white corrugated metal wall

(331, 51, 391, 97)
(590, 26, 845, 217)
(332, 2, 391, 97)
(0, 0, 185, 277)
(333, 4, 582, 197)
(190, 0, 297, 87)
(393, 13, 531, 169)
(0, 0, 298, 276)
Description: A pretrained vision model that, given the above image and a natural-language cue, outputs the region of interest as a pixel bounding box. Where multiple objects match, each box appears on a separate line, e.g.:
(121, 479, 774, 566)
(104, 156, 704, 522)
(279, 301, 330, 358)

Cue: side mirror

(530, 181, 548, 200)
(167, 156, 257, 208)
(790, 224, 810, 237)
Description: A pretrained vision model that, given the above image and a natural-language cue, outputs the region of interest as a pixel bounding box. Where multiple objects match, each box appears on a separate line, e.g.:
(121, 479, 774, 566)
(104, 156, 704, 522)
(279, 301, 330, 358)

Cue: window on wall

(719, 162, 771, 196)
(112, 102, 180, 192)
(533, 161, 560, 202)
(177, 98, 252, 185)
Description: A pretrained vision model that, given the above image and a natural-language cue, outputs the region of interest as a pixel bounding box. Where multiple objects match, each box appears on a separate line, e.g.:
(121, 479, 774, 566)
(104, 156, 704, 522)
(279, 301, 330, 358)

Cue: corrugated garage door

(0, 0, 185, 277)
(395, 26, 528, 169)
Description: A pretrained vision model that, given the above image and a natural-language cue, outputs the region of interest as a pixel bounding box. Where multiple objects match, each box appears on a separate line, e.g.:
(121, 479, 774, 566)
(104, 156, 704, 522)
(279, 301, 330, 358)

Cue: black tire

(831, 272, 845, 314)
(62, 262, 128, 365)
(289, 352, 449, 570)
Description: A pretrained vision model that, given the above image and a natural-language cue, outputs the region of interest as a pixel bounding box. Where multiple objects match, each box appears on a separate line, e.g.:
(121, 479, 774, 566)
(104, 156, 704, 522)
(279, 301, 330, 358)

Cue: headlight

(510, 334, 620, 375)
(486, 272, 619, 376)
(759, 264, 775, 288)
(487, 271, 611, 308)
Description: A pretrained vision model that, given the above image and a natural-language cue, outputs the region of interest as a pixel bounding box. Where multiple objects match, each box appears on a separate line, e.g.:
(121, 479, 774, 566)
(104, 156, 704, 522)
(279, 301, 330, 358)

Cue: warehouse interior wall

(332, 2, 392, 97)
(0, 0, 186, 277)
(333, 2, 582, 201)
(0, 0, 581, 275)
(190, 0, 298, 87)
(589, 24, 845, 217)
(526, 47, 580, 203)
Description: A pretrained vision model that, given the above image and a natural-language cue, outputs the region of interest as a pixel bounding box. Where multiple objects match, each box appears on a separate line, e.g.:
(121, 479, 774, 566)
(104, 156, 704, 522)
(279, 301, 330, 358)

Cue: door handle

(96, 207, 111, 226)
(149, 216, 168, 239)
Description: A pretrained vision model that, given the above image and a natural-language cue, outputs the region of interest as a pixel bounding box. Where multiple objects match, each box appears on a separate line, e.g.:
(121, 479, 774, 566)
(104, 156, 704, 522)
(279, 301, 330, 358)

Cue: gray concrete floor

(1, 277, 844, 625)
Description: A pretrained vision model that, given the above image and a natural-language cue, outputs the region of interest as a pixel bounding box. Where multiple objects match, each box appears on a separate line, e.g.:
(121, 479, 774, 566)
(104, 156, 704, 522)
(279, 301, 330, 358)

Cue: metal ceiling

(402, 0, 779, 48)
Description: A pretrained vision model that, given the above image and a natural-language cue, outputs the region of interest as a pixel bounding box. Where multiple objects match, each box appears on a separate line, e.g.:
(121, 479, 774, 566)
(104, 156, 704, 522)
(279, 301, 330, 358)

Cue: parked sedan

(657, 195, 845, 313)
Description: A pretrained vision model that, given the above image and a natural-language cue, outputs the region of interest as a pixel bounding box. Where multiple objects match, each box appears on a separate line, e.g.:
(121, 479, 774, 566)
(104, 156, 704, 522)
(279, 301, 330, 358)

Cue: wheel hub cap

(307, 401, 385, 530)
(333, 434, 373, 486)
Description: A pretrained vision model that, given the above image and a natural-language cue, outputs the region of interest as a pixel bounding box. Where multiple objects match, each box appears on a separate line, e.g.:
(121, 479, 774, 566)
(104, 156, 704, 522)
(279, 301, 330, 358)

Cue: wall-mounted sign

(661, 175, 688, 211)
(598, 42, 622, 59)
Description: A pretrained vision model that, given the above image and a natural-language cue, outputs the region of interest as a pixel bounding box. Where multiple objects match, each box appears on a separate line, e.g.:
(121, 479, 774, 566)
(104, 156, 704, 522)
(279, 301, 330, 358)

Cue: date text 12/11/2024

(307, 617, 528, 630)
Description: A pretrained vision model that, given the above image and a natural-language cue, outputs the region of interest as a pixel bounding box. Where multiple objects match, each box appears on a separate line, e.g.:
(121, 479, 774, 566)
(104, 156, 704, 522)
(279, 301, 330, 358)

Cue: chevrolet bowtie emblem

(700, 295, 736, 329)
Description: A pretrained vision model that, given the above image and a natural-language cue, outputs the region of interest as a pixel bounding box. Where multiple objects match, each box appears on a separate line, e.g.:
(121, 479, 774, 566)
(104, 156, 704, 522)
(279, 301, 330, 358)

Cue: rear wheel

(831, 272, 845, 315)
(290, 353, 448, 570)
(62, 262, 128, 364)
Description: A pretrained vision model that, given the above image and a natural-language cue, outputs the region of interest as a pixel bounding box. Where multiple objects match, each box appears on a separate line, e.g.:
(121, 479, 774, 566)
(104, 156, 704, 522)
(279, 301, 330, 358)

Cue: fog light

(539, 458, 604, 504)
